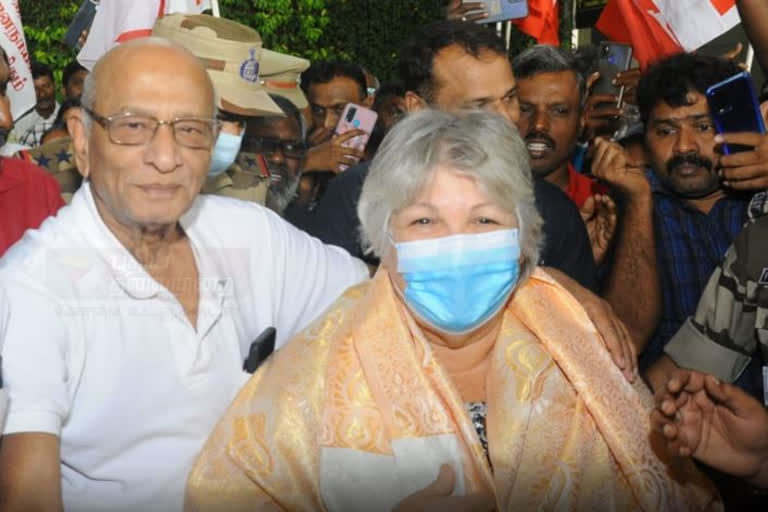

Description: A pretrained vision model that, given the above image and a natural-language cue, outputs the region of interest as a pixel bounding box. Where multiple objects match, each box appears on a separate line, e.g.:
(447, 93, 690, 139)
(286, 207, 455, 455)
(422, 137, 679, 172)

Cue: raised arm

(736, 0, 768, 73)
(0, 432, 63, 511)
(591, 138, 660, 351)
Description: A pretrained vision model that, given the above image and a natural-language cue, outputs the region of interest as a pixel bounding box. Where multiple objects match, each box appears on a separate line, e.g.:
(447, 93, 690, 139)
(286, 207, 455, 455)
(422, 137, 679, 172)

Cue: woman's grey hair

(358, 108, 543, 282)
(512, 44, 587, 107)
(80, 37, 218, 133)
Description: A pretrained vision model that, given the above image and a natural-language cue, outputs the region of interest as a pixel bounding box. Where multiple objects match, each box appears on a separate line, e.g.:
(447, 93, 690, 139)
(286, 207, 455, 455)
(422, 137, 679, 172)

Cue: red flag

(514, 0, 559, 45)
(596, 0, 740, 69)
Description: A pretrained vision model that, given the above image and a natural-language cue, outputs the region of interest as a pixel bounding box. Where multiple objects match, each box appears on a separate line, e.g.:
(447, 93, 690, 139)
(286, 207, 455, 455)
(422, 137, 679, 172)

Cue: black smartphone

(63, 0, 99, 50)
(592, 42, 633, 107)
(706, 71, 766, 154)
(243, 327, 276, 374)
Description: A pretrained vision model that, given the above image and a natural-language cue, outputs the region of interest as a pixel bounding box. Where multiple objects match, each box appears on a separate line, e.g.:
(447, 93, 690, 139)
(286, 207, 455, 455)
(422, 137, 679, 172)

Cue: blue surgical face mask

(208, 130, 244, 177)
(395, 229, 521, 335)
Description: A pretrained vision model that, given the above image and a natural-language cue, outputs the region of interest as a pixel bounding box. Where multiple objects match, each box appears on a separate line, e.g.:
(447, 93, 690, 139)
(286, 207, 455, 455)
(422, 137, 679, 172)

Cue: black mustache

(524, 132, 557, 149)
(667, 152, 713, 174)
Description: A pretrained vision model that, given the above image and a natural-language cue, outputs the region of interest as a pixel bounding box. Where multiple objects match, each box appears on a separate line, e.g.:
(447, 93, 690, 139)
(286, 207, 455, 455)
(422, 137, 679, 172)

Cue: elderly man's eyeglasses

(83, 108, 219, 149)
(242, 137, 307, 159)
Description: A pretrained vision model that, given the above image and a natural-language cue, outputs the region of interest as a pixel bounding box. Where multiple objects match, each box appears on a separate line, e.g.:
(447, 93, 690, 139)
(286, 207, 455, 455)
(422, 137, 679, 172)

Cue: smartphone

(592, 42, 633, 107)
(465, 0, 528, 23)
(334, 103, 378, 170)
(64, 0, 99, 50)
(706, 71, 766, 154)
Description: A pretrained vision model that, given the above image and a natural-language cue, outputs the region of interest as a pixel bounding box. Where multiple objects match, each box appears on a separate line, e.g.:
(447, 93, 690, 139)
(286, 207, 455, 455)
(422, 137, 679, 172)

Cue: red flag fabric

(514, 0, 559, 46)
(596, 0, 740, 69)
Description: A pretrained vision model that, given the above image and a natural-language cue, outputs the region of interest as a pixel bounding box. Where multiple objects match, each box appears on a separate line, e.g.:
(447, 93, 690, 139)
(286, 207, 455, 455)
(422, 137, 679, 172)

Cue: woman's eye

(477, 217, 498, 224)
(410, 218, 431, 226)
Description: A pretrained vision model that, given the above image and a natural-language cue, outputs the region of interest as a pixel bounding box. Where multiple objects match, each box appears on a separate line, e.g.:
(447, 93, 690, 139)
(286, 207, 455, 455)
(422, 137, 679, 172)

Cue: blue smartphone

(469, 0, 529, 23)
(706, 71, 766, 154)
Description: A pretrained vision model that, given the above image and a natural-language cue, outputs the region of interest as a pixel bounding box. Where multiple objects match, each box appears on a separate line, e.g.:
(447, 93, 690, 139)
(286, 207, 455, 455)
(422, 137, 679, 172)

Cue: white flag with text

(0, 0, 34, 121)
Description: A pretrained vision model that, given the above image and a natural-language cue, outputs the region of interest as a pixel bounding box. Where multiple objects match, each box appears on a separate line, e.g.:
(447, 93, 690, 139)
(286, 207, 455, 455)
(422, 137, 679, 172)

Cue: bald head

(81, 37, 217, 119)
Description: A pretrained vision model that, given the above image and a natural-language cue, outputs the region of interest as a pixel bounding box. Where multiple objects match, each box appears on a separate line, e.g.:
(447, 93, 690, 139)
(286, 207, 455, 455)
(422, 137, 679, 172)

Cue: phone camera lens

(346, 107, 357, 122)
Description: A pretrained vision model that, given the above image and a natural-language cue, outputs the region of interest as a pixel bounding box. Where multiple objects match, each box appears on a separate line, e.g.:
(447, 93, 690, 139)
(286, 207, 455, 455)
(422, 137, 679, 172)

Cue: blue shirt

(641, 170, 751, 370)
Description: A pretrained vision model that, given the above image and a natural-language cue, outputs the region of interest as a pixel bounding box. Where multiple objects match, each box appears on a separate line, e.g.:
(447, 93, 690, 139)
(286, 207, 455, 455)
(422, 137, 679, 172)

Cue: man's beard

(266, 165, 300, 214)
(660, 151, 719, 198)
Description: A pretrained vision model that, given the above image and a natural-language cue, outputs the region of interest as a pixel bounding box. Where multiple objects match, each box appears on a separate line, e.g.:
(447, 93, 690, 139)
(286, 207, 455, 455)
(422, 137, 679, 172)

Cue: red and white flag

(514, 0, 559, 45)
(0, 0, 34, 121)
(596, 0, 740, 68)
(77, 0, 213, 70)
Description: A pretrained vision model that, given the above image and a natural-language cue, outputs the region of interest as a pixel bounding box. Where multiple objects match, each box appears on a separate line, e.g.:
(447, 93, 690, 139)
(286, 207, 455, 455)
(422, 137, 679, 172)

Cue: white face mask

(208, 130, 244, 177)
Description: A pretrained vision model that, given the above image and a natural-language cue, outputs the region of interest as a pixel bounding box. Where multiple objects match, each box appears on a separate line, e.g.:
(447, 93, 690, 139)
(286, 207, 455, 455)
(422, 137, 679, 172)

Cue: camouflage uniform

(20, 137, 82, 203)
(664, 191, 768, 383)
(201, 151, 269, 204)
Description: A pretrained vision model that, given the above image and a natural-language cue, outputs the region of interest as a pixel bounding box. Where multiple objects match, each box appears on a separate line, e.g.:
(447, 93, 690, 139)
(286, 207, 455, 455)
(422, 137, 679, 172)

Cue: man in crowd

(153, 13, 283, 205)
(512, 44, 617, 268)
(0, 38, 368, 511)
(608, 53, 768, 371)
(646, 192, 768, 395)
(0, 49, 65, 255)
(243, 93, 307, 215)
(61, 61, 89, 100)
(304, 20, 597, 291)
(293, 61, 370, 219)
(10, 62, 60, 147)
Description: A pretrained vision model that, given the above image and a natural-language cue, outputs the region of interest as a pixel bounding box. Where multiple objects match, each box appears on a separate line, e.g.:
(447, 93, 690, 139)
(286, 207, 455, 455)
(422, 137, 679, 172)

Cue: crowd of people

(1, 0, 768, 510)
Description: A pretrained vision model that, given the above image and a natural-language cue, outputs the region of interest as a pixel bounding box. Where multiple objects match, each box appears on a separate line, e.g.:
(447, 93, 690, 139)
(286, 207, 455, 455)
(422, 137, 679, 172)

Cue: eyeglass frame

(83, 107, 221, 149)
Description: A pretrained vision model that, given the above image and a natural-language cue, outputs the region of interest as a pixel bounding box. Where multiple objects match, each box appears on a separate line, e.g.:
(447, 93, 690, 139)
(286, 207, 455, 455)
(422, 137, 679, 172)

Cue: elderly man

(0, 38, 367, 511)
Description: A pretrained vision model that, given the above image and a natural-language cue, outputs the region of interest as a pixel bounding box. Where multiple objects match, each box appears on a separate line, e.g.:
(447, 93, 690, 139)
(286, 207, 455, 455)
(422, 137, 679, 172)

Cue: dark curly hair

(637, 53, 741, 125)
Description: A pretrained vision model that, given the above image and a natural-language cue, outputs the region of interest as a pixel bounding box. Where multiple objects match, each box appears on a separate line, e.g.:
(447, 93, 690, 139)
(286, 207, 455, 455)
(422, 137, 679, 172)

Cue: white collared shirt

(0, 183, 368, 511)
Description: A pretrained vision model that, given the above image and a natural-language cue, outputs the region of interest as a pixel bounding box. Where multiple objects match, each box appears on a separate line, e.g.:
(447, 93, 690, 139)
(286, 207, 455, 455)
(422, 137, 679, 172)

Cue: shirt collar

(76, 182, 227, 301)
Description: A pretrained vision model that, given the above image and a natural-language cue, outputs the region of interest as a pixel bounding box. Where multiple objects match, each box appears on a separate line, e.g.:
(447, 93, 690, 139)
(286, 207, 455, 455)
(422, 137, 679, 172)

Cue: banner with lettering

(0, 0, 34, 120)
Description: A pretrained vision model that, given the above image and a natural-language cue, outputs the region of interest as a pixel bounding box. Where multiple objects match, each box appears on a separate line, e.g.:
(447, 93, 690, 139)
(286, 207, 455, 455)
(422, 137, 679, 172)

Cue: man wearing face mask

(153, 13, 284, 204)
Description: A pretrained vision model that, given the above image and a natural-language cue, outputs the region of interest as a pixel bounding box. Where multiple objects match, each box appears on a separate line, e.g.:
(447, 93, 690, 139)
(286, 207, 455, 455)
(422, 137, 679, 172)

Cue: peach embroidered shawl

(185, 269, 720, 511)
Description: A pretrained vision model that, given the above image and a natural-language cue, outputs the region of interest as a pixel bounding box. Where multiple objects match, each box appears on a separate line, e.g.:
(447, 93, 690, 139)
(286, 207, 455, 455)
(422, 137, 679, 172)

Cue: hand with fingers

(717, 132, 768, 190)
(579, 193, 618, 266)
(581, 93, 623, 142)
(651, 368, 768, 488)
(393, 465, 495, 512)
(444, 0, 488, 22)
(302, 128, 367, 174)
(590, 137, 650, 197)
(544, 267, 638, 382)
(613, 68, 641, 106)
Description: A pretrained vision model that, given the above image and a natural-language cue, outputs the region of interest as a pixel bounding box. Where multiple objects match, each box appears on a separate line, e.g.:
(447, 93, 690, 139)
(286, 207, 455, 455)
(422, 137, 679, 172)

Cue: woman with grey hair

(185, 110, 718, 511)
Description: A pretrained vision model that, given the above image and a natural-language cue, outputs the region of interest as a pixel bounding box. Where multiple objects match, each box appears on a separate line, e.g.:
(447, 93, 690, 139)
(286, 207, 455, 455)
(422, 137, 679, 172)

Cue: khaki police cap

(153, 14, 282, 117)
(259, 48, 310, 109)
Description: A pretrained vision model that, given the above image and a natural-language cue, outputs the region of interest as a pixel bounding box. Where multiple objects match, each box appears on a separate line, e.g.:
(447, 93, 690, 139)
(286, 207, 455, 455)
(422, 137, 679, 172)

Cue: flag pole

(211, 0, 220, 17)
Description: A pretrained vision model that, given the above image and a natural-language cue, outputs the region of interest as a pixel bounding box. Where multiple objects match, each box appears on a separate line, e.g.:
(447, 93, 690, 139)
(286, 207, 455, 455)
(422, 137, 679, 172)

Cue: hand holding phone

(706, 71, 766, 154)
(462, 0, 528, 23)
(592, 42, 633, 108)
(334, 103, 378, 171)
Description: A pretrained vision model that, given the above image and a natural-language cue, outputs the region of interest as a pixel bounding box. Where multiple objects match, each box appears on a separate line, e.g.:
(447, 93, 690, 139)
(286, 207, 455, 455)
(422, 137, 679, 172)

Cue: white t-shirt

(0, 182, 368, 511)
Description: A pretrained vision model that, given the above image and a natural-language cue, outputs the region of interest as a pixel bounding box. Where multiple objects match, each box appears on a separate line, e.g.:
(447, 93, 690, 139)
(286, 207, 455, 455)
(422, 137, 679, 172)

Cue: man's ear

(404, 91, 427, 113)
(67, 109, 90, 179)
(362, 94, 374, 108)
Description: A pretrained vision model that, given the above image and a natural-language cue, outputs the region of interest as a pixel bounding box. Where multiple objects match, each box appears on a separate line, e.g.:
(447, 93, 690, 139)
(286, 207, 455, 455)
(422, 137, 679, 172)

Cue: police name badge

(240, 48, 260, 83)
